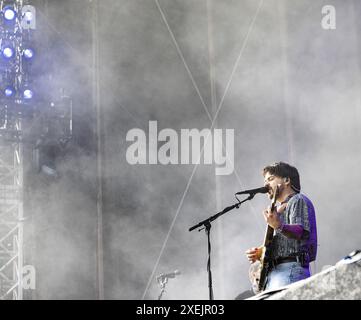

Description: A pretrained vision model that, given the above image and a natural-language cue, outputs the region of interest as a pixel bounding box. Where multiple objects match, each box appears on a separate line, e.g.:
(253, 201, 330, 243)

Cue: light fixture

(2, 46, 15, 59)
(23, 10, 33, 22)
(3, 5, 16, 21)
(4, 85, 15, 98)
(23, 87, 34, 100)
(23, 47, 34, 59)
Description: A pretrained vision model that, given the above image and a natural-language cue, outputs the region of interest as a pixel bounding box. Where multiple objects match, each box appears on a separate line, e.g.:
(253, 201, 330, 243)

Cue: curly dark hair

(263, 162, 301, 193)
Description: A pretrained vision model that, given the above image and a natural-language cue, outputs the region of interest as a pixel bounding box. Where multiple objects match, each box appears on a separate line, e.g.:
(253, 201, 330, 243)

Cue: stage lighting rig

(1, 0, 69, 300)
(0, 0, 37, 124)
(0, 1, 38, 300)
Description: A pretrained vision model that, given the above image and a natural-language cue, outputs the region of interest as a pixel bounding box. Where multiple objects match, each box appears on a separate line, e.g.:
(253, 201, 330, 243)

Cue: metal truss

(0, 120, 23, 300)
(0, 0, 28, 299)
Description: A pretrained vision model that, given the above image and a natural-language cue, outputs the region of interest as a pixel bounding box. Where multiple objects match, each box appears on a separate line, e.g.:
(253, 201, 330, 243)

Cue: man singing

(246, 162, 317, 291)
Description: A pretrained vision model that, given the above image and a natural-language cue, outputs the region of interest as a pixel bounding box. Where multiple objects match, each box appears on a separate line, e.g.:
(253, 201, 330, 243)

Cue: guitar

(249, 184, 280, 294)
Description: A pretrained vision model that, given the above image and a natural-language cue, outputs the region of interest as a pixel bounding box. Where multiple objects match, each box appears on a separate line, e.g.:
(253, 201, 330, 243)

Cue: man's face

(263, 171, 285, 200)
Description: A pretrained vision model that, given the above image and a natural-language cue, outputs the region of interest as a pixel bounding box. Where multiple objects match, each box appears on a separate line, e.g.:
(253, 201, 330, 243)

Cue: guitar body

(249, 185, 279, 294)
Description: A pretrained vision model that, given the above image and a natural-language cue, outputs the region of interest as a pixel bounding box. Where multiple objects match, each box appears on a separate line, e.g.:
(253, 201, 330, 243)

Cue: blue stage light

(4, 86, 15, 98)
(3, 6, 16, 21)
(23, 88, 34, 100)
(23, 48, 34, 59)
(2, 46, 14, 59)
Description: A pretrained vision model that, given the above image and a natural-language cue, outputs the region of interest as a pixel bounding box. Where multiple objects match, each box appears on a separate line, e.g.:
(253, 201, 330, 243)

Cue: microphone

(156, 270, 181, 281)
(235, 186, 269, 195)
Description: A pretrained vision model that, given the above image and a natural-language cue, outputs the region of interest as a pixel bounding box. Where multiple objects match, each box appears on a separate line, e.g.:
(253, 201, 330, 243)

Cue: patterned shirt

(269, 193, 317, 263)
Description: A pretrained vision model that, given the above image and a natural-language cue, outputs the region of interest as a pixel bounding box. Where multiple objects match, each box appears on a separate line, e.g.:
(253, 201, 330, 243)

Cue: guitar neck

(263, 224, 274, 247)
(262, 190, 278, 247)
(256, 186, 279, 292)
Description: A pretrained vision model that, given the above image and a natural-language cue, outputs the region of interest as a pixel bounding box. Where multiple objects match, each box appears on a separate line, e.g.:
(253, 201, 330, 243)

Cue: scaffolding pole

(92, 0, 104, 300)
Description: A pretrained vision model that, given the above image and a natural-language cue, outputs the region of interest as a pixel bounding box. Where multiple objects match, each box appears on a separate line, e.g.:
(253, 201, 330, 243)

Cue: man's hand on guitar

(263, 206, 282, 230)
(245, 247, 262, 263)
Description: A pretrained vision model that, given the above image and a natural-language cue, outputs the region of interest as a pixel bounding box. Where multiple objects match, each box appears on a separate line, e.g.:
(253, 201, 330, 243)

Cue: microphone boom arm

(188, 193, 254, 232)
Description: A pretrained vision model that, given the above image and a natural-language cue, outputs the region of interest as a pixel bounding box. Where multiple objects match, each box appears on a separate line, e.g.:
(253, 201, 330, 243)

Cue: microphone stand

(157, 276, 168, 300)
(189, 193, 255, 300)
